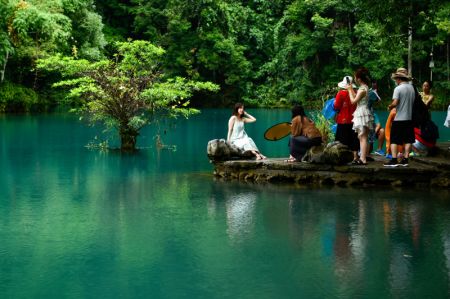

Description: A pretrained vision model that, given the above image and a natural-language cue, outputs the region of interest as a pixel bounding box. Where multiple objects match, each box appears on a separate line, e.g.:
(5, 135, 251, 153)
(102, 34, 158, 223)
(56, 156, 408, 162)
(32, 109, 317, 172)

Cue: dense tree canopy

(1, 0, 449, 111)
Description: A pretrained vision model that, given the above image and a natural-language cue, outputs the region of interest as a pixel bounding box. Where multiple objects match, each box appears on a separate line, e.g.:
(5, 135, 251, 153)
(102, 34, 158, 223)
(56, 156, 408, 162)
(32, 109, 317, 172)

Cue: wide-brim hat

(337, 76, 356, 89)
(391, 68, 411, 80)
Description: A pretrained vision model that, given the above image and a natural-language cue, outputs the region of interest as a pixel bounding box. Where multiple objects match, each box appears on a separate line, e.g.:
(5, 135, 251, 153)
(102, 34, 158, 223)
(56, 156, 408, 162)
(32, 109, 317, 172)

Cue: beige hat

(391, 67, 411, 80)
(396, 67, 409, 75)
(337, 76, 357, 89)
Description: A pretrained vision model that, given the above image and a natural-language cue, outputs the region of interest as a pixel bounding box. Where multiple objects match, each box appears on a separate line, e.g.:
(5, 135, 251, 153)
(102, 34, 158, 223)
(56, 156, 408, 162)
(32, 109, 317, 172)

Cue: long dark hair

(291, 104, 306, 120)
(355, 67, 371, 85)
(232, 102, 244, 117)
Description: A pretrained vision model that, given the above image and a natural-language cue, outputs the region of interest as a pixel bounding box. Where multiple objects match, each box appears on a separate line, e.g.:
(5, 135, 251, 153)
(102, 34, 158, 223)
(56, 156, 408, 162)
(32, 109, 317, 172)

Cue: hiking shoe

(386, 154, 392, 159)
(383, 159, 399, 167)
(399, 158, 409, 166)
(374, 149, 385, 156)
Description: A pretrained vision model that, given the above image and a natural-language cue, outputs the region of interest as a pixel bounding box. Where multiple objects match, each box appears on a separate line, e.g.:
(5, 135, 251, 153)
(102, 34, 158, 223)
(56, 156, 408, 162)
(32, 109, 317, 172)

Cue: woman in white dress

(227, 103, 266, 160)
(347, 67, 374, 165)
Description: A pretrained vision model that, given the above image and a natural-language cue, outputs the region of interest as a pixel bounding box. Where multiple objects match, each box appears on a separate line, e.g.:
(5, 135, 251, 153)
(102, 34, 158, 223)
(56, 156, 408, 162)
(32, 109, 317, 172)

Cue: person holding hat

(334, 76, 359, 162)
(346, 68, 374, 165)
(384, 69, 415, 167)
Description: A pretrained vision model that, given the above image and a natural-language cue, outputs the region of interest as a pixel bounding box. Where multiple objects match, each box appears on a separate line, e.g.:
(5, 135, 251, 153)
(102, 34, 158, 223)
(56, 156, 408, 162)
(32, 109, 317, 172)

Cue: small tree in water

(37, 40, 219, 151)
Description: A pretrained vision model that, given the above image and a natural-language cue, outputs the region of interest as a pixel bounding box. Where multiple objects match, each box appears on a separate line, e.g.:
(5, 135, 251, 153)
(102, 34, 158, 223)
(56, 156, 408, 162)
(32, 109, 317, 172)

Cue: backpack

(411, 85, 429, 128)
(322, 97, 336, 120)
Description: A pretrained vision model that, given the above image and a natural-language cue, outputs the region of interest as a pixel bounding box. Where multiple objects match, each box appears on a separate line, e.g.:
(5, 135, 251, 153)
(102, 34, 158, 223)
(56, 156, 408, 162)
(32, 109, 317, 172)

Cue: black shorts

(335, 123, 359, 151)
(390, 120, 415, 145)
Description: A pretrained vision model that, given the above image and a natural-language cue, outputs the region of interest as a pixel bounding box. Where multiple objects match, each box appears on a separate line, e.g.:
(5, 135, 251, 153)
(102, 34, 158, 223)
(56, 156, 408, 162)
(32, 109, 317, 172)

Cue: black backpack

(411, 85, 429, 128)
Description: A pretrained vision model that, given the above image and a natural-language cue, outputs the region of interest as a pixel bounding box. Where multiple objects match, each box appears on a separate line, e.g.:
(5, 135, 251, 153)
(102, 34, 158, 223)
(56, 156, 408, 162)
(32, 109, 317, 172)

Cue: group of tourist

(226, 66, 442, 167)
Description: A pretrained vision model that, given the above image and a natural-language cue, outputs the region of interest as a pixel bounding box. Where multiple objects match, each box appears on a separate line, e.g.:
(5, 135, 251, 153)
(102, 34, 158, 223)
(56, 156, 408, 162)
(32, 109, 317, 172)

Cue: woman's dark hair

(355, 67, 371, 85)
(291, 105, 306, 119)
(232, 102, 243, 117)
(372, 81, 378, 90)
(423, 80, 433, 89)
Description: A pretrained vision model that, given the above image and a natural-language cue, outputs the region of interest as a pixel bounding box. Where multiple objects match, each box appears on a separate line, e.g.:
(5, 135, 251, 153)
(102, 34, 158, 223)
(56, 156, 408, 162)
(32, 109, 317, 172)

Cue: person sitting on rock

(411, 126, 437, 156)
(286, 105, 322, 162)
(227, 102, 266, 160)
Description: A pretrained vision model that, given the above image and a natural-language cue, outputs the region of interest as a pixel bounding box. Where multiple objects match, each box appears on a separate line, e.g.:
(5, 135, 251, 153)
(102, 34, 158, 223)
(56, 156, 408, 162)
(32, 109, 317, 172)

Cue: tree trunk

(119, 125, 139, 152)
(408, 17, 413, 77)
(0, 51, 8, 83)
(447, 37, 449, 82)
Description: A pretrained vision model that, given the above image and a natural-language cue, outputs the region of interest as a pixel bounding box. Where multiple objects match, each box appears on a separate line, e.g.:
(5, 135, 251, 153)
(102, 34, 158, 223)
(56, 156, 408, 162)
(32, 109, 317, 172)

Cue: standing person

(334, 76, 359, 162)
(384, 68, 409, 158)
(384, 70, 415, 167)
(347, 67, 374, 165)
(285, 105, 322, 162)
(445, 104, 450, 150)
(420, 80, 434, 108)
(227, 103, 266, 160)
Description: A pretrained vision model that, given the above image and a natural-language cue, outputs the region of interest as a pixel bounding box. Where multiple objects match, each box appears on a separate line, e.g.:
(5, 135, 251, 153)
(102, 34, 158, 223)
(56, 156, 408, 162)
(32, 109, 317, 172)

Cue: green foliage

(37, 40, 219, 150)
(310, 111, 335, 143)
(0, 81, 39, 112)
(2, 0, 450, 110)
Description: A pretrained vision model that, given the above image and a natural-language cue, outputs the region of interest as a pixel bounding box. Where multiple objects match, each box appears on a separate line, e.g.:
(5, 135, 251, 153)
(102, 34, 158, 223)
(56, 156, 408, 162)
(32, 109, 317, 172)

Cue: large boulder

(302, 141, 353, 165)
(207, 139, 254, 161)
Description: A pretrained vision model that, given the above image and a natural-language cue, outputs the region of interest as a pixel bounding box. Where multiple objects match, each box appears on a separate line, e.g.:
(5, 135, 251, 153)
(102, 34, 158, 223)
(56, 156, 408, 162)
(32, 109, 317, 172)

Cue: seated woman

(412, 126, 437, 156)
(227, 102, 266, 160)
(286, 105, 322, 162)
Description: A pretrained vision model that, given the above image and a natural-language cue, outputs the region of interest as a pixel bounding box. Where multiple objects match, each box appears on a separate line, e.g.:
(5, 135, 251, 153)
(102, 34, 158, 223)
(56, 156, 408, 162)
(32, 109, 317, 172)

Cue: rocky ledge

(207, 139, 450, 188)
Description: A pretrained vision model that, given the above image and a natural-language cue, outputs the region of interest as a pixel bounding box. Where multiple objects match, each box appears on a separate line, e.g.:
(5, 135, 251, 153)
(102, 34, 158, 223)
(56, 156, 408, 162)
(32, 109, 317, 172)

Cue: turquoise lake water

(1, 110, 450, 299)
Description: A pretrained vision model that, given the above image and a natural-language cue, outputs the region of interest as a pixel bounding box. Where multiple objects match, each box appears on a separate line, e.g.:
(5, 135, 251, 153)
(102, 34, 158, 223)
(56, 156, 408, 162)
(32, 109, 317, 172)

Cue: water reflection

(1, 113, 450, 298)
(208, 182, 450, 298)
(225, 192, 256, 243)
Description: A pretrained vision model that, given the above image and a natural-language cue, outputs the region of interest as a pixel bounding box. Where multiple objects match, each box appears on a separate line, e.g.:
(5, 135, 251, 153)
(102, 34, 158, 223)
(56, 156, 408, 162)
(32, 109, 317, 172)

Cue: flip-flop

(350, 159, 359, 165)
(352, 159, 367, 165)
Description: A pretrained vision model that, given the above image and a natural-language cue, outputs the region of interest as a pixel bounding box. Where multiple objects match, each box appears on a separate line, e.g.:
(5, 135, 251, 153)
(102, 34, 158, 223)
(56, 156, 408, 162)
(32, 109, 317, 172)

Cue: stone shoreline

(210, 143, 450, 188)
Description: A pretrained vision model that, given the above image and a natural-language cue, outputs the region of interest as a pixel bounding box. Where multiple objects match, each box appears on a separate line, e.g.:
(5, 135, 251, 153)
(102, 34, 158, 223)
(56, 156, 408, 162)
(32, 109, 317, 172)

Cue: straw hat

(337, 76, 357, 89)
(391, 68, 411, 80)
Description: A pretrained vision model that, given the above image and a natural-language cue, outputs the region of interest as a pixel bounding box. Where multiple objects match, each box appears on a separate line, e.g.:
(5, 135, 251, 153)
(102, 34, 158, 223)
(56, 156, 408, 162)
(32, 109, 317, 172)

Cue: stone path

(211, 142, 450, 188)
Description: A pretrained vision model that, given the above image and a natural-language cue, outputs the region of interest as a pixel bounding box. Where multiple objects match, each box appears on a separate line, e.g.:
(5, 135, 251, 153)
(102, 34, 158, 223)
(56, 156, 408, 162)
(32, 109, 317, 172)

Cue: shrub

(0, 82, 39, 113)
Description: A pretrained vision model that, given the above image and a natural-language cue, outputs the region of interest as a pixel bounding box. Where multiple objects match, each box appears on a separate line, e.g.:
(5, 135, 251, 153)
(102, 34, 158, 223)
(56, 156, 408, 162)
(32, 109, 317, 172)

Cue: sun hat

(337, 76, 357, 89)
(391, 68, 411, 80)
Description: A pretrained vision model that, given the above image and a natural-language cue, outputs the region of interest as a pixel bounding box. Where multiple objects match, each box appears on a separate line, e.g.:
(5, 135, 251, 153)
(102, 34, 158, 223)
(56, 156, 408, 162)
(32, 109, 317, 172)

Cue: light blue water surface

(1, 110, 449, 299)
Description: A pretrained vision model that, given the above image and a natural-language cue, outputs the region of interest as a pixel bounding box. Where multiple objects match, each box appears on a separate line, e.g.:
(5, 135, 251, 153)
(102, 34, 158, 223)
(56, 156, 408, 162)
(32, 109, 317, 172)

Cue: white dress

(230, 119, 259, 152)
(352, 85, 374, 136)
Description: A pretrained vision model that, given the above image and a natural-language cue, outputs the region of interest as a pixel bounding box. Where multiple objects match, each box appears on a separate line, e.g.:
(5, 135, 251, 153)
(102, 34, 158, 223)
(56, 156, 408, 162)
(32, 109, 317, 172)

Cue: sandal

(353, 159, 367, 165)
(284, 157, 297, 163)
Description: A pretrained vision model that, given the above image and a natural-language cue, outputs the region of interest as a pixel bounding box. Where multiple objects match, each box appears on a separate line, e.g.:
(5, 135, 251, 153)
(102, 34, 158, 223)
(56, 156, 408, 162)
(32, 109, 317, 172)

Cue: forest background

(1, 0, 449, 112)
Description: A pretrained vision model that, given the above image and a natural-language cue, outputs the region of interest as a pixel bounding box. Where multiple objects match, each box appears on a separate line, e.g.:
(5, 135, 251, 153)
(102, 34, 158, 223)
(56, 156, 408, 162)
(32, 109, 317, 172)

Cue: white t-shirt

(393, 82, 415, 121)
